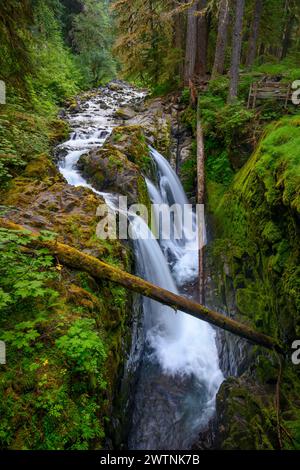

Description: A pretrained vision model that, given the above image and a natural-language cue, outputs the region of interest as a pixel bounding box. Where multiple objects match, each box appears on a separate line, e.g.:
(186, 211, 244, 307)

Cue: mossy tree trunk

(0, 218, 284, 354)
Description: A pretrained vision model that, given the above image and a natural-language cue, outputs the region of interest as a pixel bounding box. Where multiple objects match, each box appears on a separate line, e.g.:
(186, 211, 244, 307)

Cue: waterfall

(129, 148, 223, 449)
(56, 82, 223, 451)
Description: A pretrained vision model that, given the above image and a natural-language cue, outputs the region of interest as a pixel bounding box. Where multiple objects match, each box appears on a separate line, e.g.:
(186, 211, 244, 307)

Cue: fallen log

(0, 218, 284, 354)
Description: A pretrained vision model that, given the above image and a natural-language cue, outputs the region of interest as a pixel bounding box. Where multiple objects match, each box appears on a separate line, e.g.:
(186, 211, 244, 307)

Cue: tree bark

(184, 1, 198, 86)
(197, 102, 205, 304)
(0, 218, 284, 354)
(174, 6, 185, 80)
(246, 0, 263, 67)
(211, 0, 231, 79)
(281, 12, 295, 59)
(228, 0, 245, 103)
(195, 0, 208, 78)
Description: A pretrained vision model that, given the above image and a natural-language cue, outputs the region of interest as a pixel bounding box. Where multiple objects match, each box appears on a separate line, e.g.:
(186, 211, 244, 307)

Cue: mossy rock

(216, 376, 278, 450)
(23, 153, 58, 179)
(208, 115, 300, 448)
(78, 126, 152, 214)
(48, 118, 70, 144)
(110, 125, 152, 175)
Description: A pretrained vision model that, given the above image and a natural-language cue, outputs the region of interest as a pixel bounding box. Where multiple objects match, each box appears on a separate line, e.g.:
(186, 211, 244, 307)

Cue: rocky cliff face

(206, 116, 300, 449)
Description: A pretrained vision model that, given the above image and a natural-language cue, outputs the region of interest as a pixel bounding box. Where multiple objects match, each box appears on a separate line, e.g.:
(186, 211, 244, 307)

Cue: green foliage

(180, 87, 191, 105)
(113, 0, 180, 87)
(206, 150, 234, 186)
(151, 80, 178, 98)
(207, 76, 230, 101)
(200, 94, 255, 148)
(56, 319, 107, 388)
(0, 230, 108, 450)
(0, 228, 58, 312)
(252, 59, 300, 84)
(27, 0, 81, 112)
(0, 106, 59, 185)
(0, 0, 33, 89)
(71, 0, 116, 87)
(180, 141, 196, 195)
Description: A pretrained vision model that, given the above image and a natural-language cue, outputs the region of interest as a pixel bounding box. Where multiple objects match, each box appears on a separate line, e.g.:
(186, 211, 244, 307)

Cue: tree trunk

(211, 0, 231, 79)
(195, 0, 208, 78)
(197, 101, 205, 304)
(174, 7, 185, 80)
(184, 1, 198, 86)
(0, 218, 284, 354)
(281, 12, 295, 59)
(246, 0, 263, 67)
(228, 0, 245, 103)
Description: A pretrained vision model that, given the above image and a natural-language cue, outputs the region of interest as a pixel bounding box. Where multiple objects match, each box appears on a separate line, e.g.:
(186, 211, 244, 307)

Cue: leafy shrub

(56, 319, 107, 389)
(0, 228, 58, 312)
(207, 76, 230, 101)
(0, 229, 109, 450)
(180, 87, 191, 105)
(206, 150, 234, 186)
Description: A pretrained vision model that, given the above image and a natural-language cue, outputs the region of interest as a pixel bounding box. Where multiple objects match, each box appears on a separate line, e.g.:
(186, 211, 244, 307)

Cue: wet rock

(115, 107, 136, 120)
(129, 356, 212, 450)
(2, 173, 110, 258)
(214, 375, 278, 450)
(109, 82, 124, 92)
(99, 101, 110, 110)
(78, 145, 145, 206)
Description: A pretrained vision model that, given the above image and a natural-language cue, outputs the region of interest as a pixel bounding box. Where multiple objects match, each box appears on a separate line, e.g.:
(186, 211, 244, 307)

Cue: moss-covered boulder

(215, 375, 278, 449)
(78, 126, 152, 210)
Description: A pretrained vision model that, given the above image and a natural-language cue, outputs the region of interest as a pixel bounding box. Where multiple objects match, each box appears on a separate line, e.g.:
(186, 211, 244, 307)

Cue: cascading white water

(142, 149, 222, 381)
(129, 148, 223, 449)
(56, 82, 223, 450)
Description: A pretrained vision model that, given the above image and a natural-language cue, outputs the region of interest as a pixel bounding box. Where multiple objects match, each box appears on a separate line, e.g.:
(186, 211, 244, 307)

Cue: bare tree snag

(0, 218, 284, 354)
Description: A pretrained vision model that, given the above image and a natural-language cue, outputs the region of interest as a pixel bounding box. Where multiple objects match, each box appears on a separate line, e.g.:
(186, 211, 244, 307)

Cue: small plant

(56, 318, 107, 389)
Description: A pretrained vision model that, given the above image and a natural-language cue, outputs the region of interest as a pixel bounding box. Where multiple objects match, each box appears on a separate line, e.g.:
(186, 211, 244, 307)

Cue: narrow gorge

(0, 0, 300, 456)
(56, 82, 223, 450)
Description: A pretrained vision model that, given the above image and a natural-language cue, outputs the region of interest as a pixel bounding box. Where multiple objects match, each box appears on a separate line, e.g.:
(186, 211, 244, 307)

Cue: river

(56, 81, 223, 450)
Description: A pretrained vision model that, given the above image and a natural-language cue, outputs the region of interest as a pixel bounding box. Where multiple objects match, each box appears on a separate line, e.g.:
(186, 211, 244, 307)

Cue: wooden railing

(247, 81, 291, 109)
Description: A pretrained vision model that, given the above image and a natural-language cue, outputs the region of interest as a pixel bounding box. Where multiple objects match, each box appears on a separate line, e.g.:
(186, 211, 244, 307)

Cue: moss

(216, 376, 278, 450)
(208, 115, 300, 449)
(110, 125, 152, 174)
(23, 153, 57, 179)
(153, 116, 172, 158)
(0, 165, 134, 449)
(48, 119, 70, 145)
